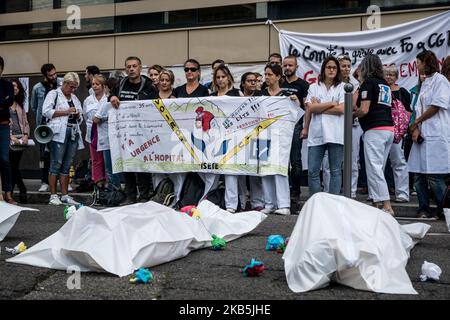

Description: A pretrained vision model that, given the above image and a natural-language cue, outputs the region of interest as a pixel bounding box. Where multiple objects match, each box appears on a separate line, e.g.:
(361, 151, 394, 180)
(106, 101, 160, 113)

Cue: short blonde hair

(383, 65, 398, 79)
(63, 72, 80, 85)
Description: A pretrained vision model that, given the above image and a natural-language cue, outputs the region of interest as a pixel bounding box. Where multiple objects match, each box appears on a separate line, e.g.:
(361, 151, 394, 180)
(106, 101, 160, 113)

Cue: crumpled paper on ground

(7, 200, 266, 277)
(283, 193, 430, 295)
(420, 261, 442, 282)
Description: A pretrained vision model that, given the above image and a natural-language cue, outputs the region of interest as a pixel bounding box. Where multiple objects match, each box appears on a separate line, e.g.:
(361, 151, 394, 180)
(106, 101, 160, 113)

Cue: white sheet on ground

(7, 200, 266, 277)
(0, 202, 39, 241)
(283, 193, 429, 295)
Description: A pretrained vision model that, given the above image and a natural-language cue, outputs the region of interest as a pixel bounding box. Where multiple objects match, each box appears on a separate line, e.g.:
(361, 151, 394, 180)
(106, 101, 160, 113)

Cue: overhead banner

(279, 11, 450, 91)
(108, 96, 302, 176)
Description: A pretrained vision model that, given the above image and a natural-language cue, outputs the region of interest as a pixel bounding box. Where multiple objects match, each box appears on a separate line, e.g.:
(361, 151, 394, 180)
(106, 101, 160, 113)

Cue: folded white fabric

(0, 202, 39, 241)
(7, 200, 266, 277)
(283, 193, 429, 295)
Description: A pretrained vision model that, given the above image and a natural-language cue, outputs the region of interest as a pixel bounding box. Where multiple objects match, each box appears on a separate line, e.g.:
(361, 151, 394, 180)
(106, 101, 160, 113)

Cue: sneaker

(226, 208, 236, 213)
(49, 194, 62, 205)
(61, 195, 80, 205)
(394, 197, 409, 203)
(261, 208, 275, 214)
(274, 208, 291, 215)
(38, 183, 49, 192)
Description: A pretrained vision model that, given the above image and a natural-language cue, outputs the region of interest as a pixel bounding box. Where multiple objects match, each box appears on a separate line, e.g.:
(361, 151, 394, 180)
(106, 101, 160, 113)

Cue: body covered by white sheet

(283, 193, 429, 294)
(7, 200, 266, 277)
(0, 202, 39, 241)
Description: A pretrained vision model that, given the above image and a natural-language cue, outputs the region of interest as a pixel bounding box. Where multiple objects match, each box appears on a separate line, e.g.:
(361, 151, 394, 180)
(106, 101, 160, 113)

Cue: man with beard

(110, 56, 158, 205)
(31, 63, 59, 192)
(281, 55, 309, 204)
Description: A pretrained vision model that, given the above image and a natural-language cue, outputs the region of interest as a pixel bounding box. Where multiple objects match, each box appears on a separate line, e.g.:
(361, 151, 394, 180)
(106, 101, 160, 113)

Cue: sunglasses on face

(184, 67, 198, 73)
(246, 79, 257, 83)
(326, 66, 337, 70)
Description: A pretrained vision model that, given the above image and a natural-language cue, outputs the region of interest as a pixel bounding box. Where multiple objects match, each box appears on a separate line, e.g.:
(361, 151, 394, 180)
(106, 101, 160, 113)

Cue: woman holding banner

(408, 50, 450, 219)
(304, 56, 345, 197)
(260, 63, 300, 215)
(354, 54, 395, 215)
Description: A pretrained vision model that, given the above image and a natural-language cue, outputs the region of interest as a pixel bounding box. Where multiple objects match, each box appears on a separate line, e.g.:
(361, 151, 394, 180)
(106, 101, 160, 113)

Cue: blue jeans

(414, 173, 446, 215)
(49, 127, 79, 176)
(103, 149, 121, 187)
(308, 143, 343, 195)
(289, 120, 303, 195)
(0, 124, 12, 192)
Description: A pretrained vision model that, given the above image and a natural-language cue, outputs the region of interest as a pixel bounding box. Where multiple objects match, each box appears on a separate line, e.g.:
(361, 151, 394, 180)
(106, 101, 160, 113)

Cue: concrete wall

(1, 7, 448, 76)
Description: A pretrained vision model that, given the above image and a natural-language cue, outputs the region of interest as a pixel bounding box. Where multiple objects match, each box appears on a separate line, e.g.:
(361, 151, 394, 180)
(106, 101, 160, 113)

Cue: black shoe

(121, 197, 137, 206)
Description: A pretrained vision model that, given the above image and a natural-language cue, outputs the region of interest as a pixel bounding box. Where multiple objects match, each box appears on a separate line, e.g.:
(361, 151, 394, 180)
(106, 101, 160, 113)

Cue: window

(198, 5, 257, 23)
(371, 0, 449, 7)
(60, 0, 114, 6)
(60, 17, 114, 35)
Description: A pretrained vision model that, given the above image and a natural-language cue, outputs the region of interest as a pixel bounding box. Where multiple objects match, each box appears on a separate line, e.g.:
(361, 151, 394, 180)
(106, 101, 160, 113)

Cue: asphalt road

(1, 203, 449, 303)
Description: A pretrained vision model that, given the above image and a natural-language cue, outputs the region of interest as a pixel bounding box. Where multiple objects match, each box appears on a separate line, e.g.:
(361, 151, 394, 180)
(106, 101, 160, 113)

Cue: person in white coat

(83, 75, 107, 188)
(42, 72, 84, 205)
(93, 76, 121, 189)
(408, 50, 450, 219)
(303, 56, 345, 196)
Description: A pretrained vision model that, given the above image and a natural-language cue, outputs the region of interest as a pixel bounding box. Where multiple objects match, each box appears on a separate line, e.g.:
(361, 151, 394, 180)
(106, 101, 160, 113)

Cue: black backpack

(174, 173, 205, 210)
(95, 184, 126, 207)
(150, 178, 175, 206)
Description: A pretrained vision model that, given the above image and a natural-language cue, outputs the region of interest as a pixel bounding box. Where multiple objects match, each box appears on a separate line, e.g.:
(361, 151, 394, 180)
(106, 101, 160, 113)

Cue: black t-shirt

(111, 76, 158, 102)
(211, 87, 241, 97)
(392, 87, 412, 113)
(119, 82, 142, 101)
(357, 76, 393, 132)
(173, 83, 209, 98)
(67, 100, 77, 124)
(281, 78, 309, 110)
(261, 88, 290, 97)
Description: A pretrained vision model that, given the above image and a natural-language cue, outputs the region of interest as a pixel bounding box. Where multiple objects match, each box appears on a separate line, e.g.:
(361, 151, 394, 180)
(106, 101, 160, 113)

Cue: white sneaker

(261, 208, 275, 214)
(226, 208, 236, 213)
(61, 195, 80, 205)
(68, 184, 73, 192)
(39, 183, 49, 192)
(49, 194, 62, 205)
(274, 208, 291, 215)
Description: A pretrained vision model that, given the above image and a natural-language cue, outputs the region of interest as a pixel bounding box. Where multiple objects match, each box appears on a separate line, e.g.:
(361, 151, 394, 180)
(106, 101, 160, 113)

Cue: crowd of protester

(0, 49, 449, 219)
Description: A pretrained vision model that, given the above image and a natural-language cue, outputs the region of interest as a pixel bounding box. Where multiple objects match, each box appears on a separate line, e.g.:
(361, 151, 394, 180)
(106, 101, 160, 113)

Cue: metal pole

(343, 83, 354, 198)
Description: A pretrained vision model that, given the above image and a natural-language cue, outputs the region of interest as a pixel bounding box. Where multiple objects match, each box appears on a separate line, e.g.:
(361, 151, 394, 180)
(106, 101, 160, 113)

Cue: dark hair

(318, 56, 342, 86)
(360, 54, 385, 82)
(106, 77, 119, 93)
(184, 58, 201, 70)
(0, 56, 4, 70)
(283, 55, 298, 65)
(442, 55, 450, 82)
(10, 79, 26, 107)
(211, 59, 225, 68)
(416, 50, 440, 76)
(264, 63, 283, 85)
(268, 53, 282, 61)
(240, 72, 256, 91)
(125, 56, 142, 66)
(86, 65, 100, 76)
(212, 64, 234, 92)
(41, 63, 55, 76)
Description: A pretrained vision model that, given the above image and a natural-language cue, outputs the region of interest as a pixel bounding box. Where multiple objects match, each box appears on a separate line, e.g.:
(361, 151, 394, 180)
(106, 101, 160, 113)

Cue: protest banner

(109, 96, 303, 176)
(279, 11, 450, 90)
